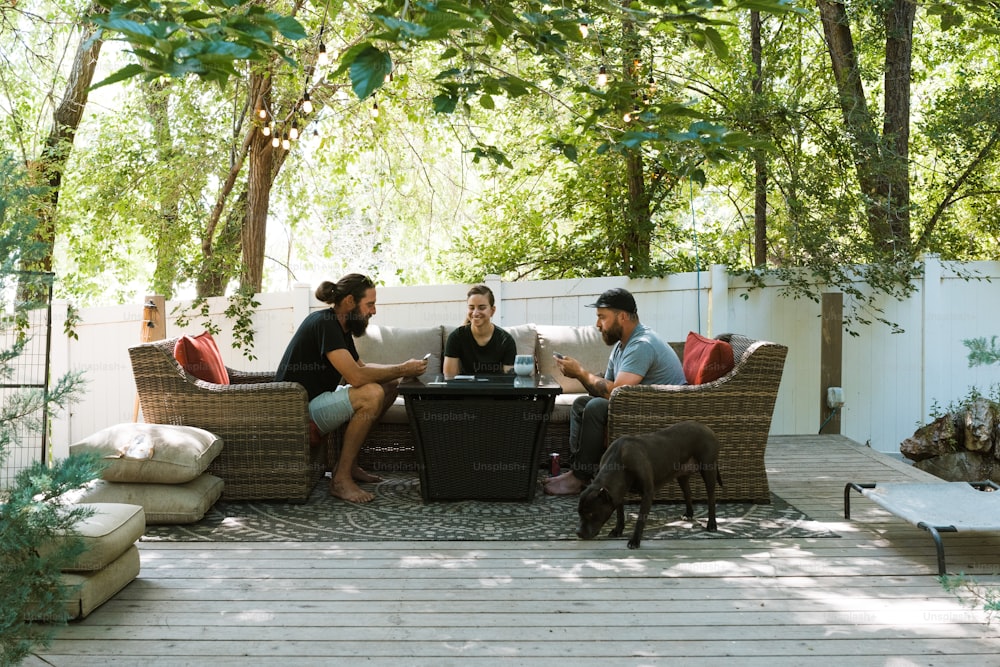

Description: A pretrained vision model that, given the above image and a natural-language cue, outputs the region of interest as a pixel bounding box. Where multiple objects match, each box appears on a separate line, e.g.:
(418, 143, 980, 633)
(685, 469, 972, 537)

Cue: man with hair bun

(276, 273, 428, 503)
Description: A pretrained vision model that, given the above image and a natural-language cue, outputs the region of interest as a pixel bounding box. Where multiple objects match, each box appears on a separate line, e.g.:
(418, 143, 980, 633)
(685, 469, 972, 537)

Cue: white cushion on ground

(72, 474, 224, 524)
(70, 423, 223, 484)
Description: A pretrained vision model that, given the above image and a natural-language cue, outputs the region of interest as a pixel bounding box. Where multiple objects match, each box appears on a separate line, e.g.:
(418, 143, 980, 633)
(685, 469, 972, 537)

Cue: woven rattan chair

(607, 334, 788, 504)
(128, 338, 324, 502)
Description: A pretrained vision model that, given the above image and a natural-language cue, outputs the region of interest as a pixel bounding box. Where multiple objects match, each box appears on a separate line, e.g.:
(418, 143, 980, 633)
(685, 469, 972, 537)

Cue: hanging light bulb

(371, 100, 379, 118)
(289, 123, 299, 141)
(302, 92, 313, 114)
(623, 110, 632, 123)
(257, 108, 267, 120)
(317, 42, 330, 67)
(271, 135, 280, 148)
(580, 22, 589, 39)
(597, 65, 608, 87)
(282, 134, 291, 150)
(261, 124, 271, 137)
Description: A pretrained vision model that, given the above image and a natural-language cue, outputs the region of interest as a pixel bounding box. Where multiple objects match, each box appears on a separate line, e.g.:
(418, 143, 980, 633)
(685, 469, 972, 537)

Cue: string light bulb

(271, 135, 280, 148)
(580, 22, 589, 39)
(282, 135, 291, 150)
(302, 92, 313, 114)
(257, 108, 267, 120)
(597, 65, 608, 87)
(371, 99, 379, 118)
(261, 124, 271, 137)
(317, 42, 330, 67)
(289, 123, 299, 141)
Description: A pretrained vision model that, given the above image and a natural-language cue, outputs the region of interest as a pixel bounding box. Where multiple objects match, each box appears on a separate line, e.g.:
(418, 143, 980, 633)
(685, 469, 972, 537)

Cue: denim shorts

(309, 385, 354, 433)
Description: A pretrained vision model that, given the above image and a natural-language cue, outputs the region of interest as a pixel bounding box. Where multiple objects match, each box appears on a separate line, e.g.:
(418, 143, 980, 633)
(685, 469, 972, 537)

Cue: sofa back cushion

(174, 332, 230, 385)
(682, 331, 734, 384)
(536, 325, 609, 394)
(355, 325, 445, 376)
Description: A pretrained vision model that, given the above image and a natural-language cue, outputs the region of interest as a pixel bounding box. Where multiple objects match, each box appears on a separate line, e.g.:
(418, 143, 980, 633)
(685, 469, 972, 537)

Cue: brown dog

(576, 420, 722, 548)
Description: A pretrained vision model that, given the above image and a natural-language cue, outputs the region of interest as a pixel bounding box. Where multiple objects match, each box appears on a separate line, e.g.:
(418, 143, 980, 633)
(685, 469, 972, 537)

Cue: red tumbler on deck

(549, 452, 560, 476)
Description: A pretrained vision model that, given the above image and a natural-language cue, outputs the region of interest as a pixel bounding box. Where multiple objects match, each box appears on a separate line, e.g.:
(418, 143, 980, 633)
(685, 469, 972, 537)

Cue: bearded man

(544, 288, 686, 496)
(276, 274, 427, 503)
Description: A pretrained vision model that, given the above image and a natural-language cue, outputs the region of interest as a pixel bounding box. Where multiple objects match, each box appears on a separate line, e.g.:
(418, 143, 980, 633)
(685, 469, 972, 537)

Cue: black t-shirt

(444, 324, 517, 375)
(275, 309, 358, 400)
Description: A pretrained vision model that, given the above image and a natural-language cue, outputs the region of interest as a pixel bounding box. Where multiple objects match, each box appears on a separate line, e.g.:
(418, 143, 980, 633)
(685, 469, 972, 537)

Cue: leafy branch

(964, 336, 1000, 367)
(89, 0, 306, 88)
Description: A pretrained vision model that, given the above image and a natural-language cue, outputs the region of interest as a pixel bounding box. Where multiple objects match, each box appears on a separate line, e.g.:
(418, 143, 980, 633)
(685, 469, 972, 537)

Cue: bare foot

(352, 466, 383, 483)
(543, 472, 586, 496)
(329, 478, 375, 503)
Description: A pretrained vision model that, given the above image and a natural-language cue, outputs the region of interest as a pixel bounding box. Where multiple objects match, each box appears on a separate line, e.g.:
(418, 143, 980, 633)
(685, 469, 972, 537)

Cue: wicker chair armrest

(227, 368, 279, 384)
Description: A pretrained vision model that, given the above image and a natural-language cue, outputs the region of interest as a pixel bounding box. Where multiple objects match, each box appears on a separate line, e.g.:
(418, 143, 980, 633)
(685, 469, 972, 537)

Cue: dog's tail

(716, 468, 724, 488)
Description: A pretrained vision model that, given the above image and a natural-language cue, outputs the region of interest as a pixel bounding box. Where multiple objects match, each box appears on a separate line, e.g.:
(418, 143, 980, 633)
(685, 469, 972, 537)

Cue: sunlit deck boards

(31, 435, 1000, 666)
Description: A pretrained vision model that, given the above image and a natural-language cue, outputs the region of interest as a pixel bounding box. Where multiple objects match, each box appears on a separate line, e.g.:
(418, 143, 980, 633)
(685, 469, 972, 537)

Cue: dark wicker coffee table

(399, 374, 562, 501)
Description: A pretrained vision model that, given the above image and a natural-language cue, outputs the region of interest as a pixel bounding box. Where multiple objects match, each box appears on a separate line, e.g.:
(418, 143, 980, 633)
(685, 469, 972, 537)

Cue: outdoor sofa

(353, 325, 787, 503)
(129, 326, 786, 503)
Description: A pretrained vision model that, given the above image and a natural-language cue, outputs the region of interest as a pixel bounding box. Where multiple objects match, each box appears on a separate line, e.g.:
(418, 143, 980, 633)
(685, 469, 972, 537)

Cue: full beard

(345, 306, 370, 337)
(601, 322, 622, 346)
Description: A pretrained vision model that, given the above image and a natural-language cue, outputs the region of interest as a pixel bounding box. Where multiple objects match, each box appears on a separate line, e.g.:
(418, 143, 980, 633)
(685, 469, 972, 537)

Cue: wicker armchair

(128, 338, 325, 502)
(608, 334, 788, 503)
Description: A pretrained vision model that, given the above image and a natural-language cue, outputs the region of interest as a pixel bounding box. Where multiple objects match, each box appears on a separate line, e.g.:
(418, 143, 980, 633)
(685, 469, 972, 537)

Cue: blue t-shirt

(606, 323, 685, 385)
(275, 309, 359, 400)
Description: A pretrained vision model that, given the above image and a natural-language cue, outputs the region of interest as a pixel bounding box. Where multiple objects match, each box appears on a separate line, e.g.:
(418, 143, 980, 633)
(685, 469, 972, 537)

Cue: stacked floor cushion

(69, 423, 225, 524)
(46, 503, 145, 620)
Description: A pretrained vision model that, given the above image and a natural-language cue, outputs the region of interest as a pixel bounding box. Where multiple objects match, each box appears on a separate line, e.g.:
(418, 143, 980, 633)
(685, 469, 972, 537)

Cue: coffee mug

(513, 354, 534, 376)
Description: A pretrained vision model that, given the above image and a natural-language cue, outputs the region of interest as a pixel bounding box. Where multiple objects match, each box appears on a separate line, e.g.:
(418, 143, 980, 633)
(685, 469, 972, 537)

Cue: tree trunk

(882, 0, 915, 252)
(23, 3, 104, 281)
(619, 12, 652, 276)
(143, 80, 182, 298)
(817, 0, 912, 256)
(751, 10, 767, 267)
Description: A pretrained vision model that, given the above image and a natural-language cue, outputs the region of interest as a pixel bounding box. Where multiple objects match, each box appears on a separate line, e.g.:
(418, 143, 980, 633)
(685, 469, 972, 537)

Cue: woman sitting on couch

(443, 284, 517, 376)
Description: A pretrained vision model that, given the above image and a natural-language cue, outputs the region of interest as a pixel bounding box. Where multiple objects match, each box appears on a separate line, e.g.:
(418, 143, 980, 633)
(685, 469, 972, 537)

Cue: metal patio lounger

(844, 480, 1000, 575)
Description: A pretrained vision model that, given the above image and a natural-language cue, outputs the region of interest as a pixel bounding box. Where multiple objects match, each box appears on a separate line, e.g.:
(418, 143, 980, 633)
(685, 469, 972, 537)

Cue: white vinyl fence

(45, 255, 1000, 460)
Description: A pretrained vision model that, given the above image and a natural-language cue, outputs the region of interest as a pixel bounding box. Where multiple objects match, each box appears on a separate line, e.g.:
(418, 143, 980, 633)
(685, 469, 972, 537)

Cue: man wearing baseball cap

(545, 287, 686, 495)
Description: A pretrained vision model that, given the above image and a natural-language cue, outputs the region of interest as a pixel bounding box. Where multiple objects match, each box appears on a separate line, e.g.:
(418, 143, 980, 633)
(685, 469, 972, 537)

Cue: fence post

(292, 282, 312, 325)
(921, 254, 943, 424)
(49, 299, 71, 460)
(709, 264, 729, 337)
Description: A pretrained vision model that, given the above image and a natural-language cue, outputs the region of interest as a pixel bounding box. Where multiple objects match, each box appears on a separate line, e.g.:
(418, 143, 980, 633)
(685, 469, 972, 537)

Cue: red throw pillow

(682, 332, 734, 385)
(174, 332, 230, 385)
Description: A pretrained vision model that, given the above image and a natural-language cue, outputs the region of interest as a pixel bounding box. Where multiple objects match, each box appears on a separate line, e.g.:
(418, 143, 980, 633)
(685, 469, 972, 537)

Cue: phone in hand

(553, 352, 565, 359)
(422, 353, 432, 360)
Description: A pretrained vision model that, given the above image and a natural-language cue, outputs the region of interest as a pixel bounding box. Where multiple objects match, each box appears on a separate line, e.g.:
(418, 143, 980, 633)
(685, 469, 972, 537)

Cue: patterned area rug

(142, 473, 838, 542)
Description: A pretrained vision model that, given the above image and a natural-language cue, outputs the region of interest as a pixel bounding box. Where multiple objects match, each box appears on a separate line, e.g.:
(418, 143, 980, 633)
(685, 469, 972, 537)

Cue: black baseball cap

(586, 288, 637, 314)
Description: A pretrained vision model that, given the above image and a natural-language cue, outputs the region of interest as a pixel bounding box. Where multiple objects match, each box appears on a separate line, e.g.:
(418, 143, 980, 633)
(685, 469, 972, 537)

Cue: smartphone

(553, 352, 565, 359)
(422, 353, 432, 360)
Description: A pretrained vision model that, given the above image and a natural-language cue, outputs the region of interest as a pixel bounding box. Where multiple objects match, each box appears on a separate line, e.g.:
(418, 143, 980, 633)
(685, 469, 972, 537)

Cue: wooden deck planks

(32, 435, 1000, 666)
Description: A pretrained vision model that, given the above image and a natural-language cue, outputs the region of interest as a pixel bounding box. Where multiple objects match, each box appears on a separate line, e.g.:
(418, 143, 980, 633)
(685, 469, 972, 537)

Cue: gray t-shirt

(605, 322, 686, 385)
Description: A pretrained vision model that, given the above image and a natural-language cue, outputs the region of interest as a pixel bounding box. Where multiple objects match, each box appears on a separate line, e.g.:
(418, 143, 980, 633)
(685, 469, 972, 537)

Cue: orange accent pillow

(173, 332, 230, 385)
(682, 332, 734, 385)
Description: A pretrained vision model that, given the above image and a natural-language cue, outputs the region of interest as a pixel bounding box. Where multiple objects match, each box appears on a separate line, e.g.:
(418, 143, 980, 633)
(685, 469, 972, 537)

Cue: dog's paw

(706, 520, 718, 532)
(627, 539, 641, 549)
(607, 527, 623, 538)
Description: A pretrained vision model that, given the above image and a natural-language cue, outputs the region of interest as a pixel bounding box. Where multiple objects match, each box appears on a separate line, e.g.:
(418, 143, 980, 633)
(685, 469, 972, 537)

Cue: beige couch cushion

(70, 423, 223, 484)
(42, 502, 146, 572)
(71, 474, 224, 524)
(506, 323, 538, 356)
(61, 545, 141, 620)
(536, 325, 610, 394)
(356, 325, 444, 376)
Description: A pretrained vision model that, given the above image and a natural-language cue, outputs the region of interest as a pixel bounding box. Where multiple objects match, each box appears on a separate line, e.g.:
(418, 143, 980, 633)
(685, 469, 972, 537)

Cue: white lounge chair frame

(844, 480, 1000, 575)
